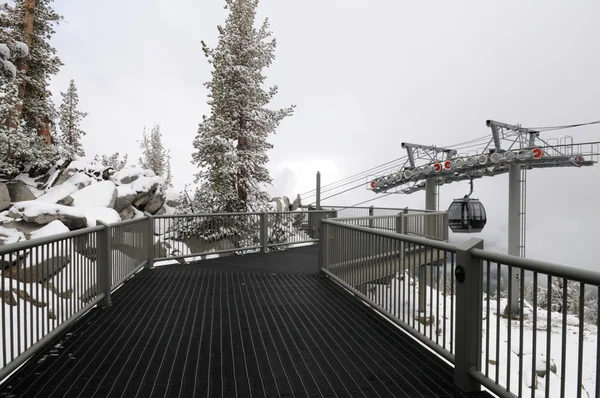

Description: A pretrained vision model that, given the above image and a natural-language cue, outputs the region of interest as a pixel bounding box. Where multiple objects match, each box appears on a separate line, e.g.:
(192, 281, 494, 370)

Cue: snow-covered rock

(7, 201, 88, 230)
(114, 185, 137, 212)
(37, 182, 79, 204)
(71, 180, 117, 208)
(111, 166, 159, 186)
(6, 181, 36, 202)
(0, 157, 169, 242)
(0, 183, 10, 211)
(118, 204, 135, 220)
(29, 220, 69, 240)
(79, 207, 120, 227)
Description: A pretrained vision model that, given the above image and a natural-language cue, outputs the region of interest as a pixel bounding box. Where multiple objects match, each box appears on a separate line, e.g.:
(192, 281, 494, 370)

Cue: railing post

(454, 237, 484, 392)
(146, 214, 154, 268)
(96, 221, 112, 308)
(260, 212, 268, 253)
(319, 221, 329, 272)
(443, 212, 449, 241)
(368, 206, 374, 228)
(396, 212, 405, 270)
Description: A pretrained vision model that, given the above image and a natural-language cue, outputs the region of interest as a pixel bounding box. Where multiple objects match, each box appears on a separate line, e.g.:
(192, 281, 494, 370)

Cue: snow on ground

(70, 181, 116, 208)
(366, 274, 596, 398)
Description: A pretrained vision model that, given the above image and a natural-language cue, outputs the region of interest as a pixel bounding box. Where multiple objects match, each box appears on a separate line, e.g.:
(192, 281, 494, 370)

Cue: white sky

(47, 0, 600, 269)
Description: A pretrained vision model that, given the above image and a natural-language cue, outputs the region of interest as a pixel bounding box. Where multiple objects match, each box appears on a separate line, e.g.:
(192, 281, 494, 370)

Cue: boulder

(7, 203, 88, 230)
(131, 183, 160, 212)
(57, 195, 74, 206)
(71, 181, 117, 208)
(114, 186, 136, 212)
(118, 204, 135, 220)
(52, 164, 78, 187)
(120, 175, 139, 185)
(0, 183, 9, 211)
(6, 181, 36, 202)
(144, 194, 165, 215)
(154, 206, 166, 216)
(102, 167, 115, 180)
(0, 220, 43, 241)
(114, 194, 135, 212)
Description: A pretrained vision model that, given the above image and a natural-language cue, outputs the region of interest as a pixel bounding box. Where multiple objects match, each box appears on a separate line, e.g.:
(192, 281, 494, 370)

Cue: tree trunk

(17, 0, 35, 103)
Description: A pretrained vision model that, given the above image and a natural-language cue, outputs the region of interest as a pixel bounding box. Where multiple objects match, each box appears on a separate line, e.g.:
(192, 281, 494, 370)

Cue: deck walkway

(0, 246, 490, 398)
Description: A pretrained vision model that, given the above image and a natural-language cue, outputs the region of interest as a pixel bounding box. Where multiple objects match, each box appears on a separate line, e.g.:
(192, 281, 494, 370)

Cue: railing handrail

(322, 218, 456, 252)
(471, 247, 600, 286)
(152, 209, 334, 219)
(0, 225, 104, 255)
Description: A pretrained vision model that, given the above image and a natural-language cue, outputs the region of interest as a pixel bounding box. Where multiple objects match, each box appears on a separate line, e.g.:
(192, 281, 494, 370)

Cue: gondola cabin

(447, 197, 487, 233)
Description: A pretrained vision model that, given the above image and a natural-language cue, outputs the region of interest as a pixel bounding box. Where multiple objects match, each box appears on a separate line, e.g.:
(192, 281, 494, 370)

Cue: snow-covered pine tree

(0, 0, 62, 173)
(525, 278, 598, 325)
(138, 123, 172, 187)
(0, 39, 51, 177)
(185, 0, 294, 247)
(94, 152, 128, 171)
(191, 0, 294, 214)
(58, 79, 87, 158)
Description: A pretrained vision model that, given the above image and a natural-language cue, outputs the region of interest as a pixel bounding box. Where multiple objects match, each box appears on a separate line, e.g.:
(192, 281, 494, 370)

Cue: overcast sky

(47, 0, 600, 269)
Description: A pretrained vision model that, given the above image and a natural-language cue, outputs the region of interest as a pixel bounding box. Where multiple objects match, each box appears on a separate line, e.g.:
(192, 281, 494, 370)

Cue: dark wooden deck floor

(0, 245, 490, 398)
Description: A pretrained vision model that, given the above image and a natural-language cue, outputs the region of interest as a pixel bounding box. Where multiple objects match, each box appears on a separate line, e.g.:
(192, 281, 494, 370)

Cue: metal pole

(507, 163, 521, 314)
(260, 212, 268, 253)
(145, 214, 154, 269)
(419, 178, 438, 314)
(96, 221, 112, 307)
(425, 178, 436, 211)
(316, 171, 321, 210)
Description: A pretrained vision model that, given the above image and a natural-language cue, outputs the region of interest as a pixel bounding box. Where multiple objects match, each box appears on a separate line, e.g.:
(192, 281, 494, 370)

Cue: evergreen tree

(191, 0, 294, 215)
(0, 0, 62, 174)
(94, 152, 128, 171)
(138, 123, 172, 187)
(58, 79, 87, 158)
(1, 0, 62, 136)
(0, 39, 50, 177)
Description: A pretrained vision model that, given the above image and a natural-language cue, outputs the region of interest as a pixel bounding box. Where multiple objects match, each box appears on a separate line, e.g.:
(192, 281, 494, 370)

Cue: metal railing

(0, 208, 335, 382)
(152, 209, 335, 262)
(331, 210, 449, 242)
(319, 219, 600, 398)
(0, 226, 108, 381)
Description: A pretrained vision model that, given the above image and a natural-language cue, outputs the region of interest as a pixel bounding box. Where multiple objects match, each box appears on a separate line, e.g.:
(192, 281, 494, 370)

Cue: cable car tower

(366, 119, 599, 313)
